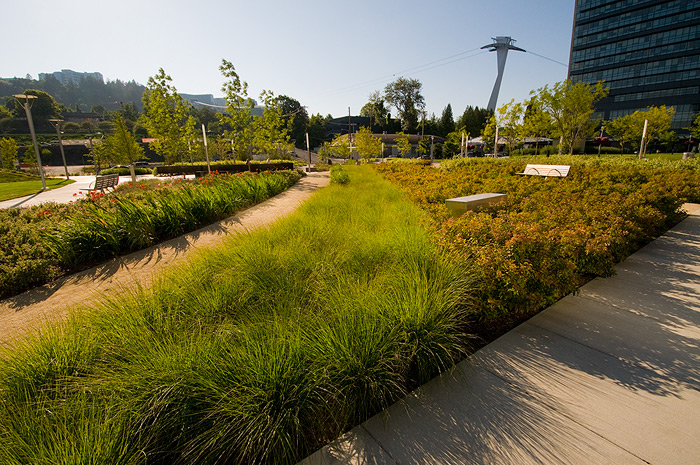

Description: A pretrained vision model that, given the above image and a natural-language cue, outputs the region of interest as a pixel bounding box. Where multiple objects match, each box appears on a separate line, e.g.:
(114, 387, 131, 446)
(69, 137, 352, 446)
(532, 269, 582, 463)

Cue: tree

(457, 106, 491, 139)
(141, 68, 191, 164)
(354, 126, 382, 160)
(443, 129, 465, 157)
(0, 137, 18, 170)
(439, 104, 455, 137)
(307, 113, 329, 149)
(12, 89, 61, 123)
(660, 131, 678, 155)
(88, 139, 108, 173)
(329, 133, 350, 158)
(394, 132, 412, 157)
(0, 107, 13, 133)
(605, 114, 633, 155)
(360, 90, 389, 130)
(104, 113, 145, 182)
(219, 59, 255, 161)
(384, 77, 425, 132)
(522, 96, 554, 155)
(534, 80, 609, 156)
(120, 102, 140, 122)
(276, 95, 308, 148)
(691, 112, 700, 140)
(626, 105, 675, 157)
(417, 136, 431, 156)
(482, 100, 523, 155)
(254, 89, 289, 157)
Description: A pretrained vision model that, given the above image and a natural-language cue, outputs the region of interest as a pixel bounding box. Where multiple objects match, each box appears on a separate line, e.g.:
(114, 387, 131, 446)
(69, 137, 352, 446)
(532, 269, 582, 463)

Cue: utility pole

(49, 119, 69, 179)
(13, 94, 46, 190)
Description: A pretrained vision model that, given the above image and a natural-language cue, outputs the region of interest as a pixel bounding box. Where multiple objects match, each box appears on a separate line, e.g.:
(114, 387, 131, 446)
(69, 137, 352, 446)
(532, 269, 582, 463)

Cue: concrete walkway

(303, 205, 700, 464)
(0, 174, 159, 209)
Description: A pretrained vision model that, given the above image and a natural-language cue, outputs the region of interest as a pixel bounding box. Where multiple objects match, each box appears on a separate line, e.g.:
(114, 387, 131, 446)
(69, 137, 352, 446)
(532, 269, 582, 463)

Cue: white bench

(445, 193, 507, 217)
(517, 164, 570, 178)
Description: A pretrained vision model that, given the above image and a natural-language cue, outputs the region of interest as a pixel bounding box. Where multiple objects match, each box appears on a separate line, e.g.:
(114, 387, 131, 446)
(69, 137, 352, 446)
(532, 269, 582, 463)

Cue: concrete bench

(82, 173, 120, 192)
(517, 164, 570, 177)
(445, 193, 507, 217)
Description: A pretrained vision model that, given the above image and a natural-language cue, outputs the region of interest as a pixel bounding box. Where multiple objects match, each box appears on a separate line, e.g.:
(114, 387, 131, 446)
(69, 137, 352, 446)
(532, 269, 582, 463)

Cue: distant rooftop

(38, 69, 104, 85)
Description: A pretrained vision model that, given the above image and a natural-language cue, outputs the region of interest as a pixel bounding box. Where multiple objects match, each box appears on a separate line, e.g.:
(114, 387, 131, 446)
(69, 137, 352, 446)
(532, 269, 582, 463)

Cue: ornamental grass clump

(43, 170, 301, 270)
(0, 166, 474, 464)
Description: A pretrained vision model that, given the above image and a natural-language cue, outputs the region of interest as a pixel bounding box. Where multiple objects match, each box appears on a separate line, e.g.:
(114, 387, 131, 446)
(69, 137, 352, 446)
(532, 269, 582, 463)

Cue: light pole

(49, 119, 69, 179)
(13, 94, 46, 190)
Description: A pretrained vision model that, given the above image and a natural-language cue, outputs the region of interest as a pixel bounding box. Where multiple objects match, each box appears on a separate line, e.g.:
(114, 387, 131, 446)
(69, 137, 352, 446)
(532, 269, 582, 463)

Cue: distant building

(568, 0, 700, 131)
(324, 116, 372, 139)
(181, 93, 260, 115)
(39, 69, 104, 85)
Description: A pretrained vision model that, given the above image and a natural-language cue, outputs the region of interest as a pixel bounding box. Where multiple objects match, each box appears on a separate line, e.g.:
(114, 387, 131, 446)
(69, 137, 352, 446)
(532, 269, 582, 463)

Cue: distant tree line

(0, 76, 145, 113)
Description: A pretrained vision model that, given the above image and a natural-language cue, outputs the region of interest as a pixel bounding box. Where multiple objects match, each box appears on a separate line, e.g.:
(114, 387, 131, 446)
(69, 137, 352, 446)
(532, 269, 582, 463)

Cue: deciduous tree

(141, 68, 191, 164)
(483, 99, 523, 155)
(605, 114, 633, 155)
(628, 105, 675, 157)
(0, 137, 18, 170)
(219, 60, 255, 161)
(12, 89, 62, 123)
(394, 132, 412, 157)
(104, 113, 145, 182)
(688, 112, 700, 140)
(360, 90, 389, 130)
(384, 77, 425, 132)
(522, 96, 554, 154)
(254, 89, 289, 158)
(276, 95, 308, 148)
(330, 133, 350, 158)
(534, 80, 608, 156)
(354, 126, 382, 160)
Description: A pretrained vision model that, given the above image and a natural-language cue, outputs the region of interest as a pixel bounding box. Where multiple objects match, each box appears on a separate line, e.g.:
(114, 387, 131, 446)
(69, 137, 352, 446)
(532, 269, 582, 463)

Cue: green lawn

(0, 178, 75, 202)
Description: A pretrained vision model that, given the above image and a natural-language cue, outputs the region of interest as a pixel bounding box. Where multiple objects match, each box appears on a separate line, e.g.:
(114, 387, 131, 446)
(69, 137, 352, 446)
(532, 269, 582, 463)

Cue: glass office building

(568, 0, 700, 131)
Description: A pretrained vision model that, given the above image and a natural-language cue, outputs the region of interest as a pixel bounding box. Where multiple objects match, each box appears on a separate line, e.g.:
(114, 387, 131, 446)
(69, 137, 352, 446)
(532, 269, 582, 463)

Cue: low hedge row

(154, 162, 294, 176)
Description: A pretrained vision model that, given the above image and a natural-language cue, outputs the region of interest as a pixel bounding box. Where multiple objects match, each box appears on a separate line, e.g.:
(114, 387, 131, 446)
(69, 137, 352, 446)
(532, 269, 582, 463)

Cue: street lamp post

(49, 119, 69, 179)
(13, 94, 46, 190)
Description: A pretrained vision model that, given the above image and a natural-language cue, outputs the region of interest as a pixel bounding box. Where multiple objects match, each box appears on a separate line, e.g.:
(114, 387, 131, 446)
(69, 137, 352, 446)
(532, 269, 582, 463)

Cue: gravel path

(0, 172, 330, 349)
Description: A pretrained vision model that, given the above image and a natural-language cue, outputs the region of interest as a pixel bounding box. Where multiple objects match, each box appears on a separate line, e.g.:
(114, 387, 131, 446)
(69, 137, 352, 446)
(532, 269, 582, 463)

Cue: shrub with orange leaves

(375, 157, 700, 319)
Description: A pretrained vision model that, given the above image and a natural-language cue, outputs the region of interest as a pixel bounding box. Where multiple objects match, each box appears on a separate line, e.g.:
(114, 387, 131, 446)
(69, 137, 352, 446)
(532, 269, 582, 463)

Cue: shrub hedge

(375, 156, 700, 320)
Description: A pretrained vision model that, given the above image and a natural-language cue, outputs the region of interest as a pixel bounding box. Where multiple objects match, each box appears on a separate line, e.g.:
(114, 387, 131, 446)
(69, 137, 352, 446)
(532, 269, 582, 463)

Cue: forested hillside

(0, 75, 145, 113)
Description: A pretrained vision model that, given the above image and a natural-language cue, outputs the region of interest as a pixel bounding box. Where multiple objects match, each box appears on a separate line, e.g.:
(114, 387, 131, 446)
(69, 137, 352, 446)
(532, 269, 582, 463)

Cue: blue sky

(5, 0, 575, 119)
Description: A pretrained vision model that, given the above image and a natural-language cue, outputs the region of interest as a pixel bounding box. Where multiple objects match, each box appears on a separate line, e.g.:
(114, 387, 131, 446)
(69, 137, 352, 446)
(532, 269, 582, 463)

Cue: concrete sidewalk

(303, 205, 700, 464)
(0, 174, 161, 209)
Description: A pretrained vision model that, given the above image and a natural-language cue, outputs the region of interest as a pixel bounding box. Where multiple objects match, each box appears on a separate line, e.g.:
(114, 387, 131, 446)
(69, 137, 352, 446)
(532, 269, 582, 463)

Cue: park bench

(517, 164, 570, 178)
(445, 193, 507, 217)
(82, 173, 120, 192)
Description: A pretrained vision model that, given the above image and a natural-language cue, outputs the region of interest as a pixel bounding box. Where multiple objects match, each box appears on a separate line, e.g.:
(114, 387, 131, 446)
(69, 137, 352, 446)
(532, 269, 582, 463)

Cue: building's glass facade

(569, 0, 700, 130)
